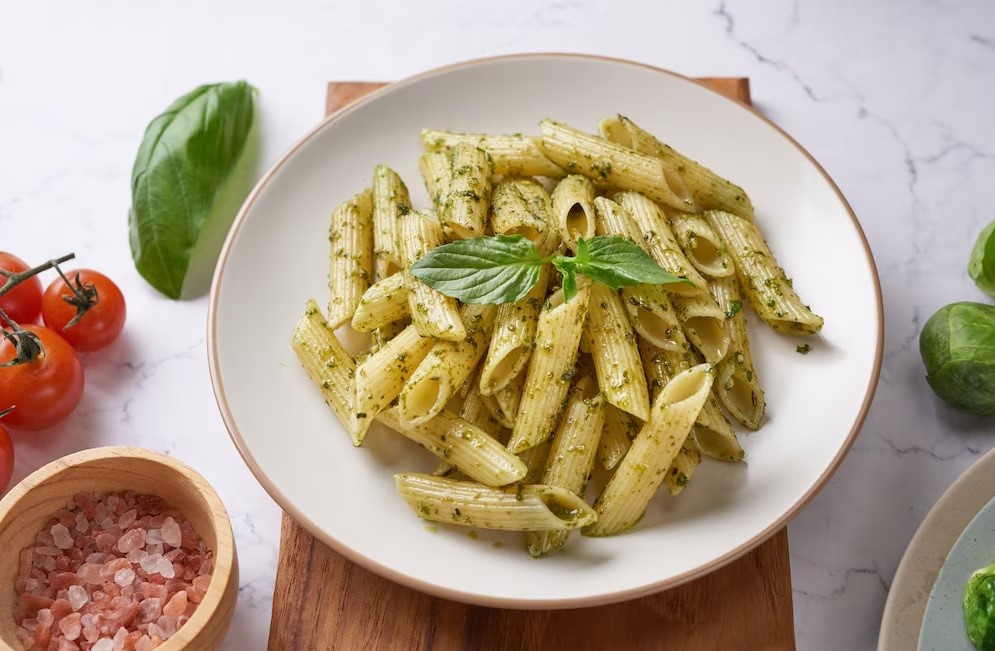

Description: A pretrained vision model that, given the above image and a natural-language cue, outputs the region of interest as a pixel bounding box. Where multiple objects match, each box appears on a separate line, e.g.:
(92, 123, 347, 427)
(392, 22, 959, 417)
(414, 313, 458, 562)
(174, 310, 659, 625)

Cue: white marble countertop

(2, 0, 994, 648)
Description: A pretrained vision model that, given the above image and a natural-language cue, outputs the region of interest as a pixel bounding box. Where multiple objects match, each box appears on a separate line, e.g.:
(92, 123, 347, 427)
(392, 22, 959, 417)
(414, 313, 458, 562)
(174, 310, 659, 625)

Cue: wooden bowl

(0, 447, 238, 650)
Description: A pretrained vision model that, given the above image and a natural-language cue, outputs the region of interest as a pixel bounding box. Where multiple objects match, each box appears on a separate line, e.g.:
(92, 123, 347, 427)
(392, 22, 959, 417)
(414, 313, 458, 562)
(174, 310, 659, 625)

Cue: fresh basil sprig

(410, 235, 690, 304)
(129, 81, 257, 299)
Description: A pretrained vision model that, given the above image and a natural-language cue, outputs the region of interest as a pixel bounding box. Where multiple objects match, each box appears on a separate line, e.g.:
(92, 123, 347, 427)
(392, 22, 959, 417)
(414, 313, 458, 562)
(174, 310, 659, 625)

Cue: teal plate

(920, 497, 995, 650)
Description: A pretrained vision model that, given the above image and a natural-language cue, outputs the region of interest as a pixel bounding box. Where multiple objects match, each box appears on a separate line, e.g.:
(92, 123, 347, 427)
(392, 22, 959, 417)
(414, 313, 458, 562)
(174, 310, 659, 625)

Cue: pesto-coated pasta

(620, 284, 682, 352)
(395, 474, 597, 531)
(354, 323, 433, 430)
(610, 192, 707, 295)
(398, 304, 496, 426)
(599, 114, 755, 220)
(584, 364, 714, 536)
(527, 379, 606, 557)
(372, 165, 409, 279)
(598, 404, 636, 471)
(583, 283, 650, 420)
(706, 210, 824, 335)
(538, 119, 694, 212)
(377, 407, 526, 486)
(710, 273, 765, 429)
(419, 150, 451, 216)
(442, 142, 492, 240)
(327, 189, 374, 329)
(551, 174, 596, 252)
(397, 210, 466, 341)
(671, 292, 731, 364)
(292, 300, 366, 444)
(351, 272, 409, 332)
(668, 211, 733, 279)
(507, 285, 591, 454)
(490, 178, 557, 254)
(665, 444, 701, 496)
(420, 129, 565, 178)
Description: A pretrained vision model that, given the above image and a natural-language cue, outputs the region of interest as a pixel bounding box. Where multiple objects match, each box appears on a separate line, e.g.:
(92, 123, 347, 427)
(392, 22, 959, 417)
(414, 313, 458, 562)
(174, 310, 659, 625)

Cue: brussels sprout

(970, 221, 995, 298)
(965, 564, 995, 650)
(920, 302, 995, 415)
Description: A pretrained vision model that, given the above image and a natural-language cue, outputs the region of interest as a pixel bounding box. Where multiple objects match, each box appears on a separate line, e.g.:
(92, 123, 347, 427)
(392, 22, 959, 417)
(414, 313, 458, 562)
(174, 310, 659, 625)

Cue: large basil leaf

(129, 81, 256, 299)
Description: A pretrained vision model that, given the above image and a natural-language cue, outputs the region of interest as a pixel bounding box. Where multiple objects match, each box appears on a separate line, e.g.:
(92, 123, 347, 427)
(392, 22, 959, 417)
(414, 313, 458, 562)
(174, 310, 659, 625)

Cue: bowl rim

(206, 52, 885, 609)
(0, 446, 237, 647)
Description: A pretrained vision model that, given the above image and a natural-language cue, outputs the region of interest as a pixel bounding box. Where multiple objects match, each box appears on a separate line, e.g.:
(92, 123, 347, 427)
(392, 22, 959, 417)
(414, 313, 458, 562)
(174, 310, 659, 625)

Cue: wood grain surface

(269, 75, 794, 651)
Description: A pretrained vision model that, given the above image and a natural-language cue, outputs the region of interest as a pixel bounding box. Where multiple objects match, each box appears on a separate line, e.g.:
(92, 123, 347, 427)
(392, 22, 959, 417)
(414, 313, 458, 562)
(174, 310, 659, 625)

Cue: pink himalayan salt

(15, 491, 212, 651)
(51, 524, 74, 550)
(162, 591, 187, 618)
(59, 612, 81, 640)
(93, 638, 113, 651)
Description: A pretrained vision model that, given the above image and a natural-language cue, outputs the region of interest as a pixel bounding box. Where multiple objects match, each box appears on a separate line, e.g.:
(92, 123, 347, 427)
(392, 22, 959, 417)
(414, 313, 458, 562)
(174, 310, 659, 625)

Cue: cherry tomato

(0, 422, 12, 492)
(42, 269, 126, 352)
(0, 325, 84, 430)
(0, 253, 43, 325)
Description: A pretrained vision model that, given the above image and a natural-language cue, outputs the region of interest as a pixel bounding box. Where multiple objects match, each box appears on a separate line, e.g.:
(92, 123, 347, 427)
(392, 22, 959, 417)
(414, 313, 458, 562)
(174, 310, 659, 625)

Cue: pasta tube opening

(694, 424, 746, 463)
(682, 316, 729, 363)
(537, 488, 599, 528)
(719, 368, 764, 431)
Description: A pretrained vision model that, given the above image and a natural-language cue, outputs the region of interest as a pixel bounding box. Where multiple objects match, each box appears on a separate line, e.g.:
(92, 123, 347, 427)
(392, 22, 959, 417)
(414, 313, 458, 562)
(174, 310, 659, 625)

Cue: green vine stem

(0, 252, 75, 298)
(0, 306, 43, 368)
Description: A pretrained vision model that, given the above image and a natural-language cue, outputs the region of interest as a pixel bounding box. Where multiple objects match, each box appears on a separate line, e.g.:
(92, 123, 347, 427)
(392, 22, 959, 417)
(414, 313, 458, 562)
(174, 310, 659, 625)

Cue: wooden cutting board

(267, 76, 795, 651)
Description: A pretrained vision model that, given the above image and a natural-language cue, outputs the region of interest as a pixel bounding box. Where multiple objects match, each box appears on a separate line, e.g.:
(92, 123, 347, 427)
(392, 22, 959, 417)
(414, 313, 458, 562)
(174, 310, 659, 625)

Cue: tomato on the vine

(42, 269, 126, 352)
(0, 253, 43, 324)
(0, 325, 84, 430)
(0, 419, 12, 492)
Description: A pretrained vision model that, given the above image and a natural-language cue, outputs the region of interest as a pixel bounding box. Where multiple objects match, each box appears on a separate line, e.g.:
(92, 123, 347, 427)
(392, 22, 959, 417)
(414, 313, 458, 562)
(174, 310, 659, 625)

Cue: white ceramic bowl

(209, 54, 882, 608)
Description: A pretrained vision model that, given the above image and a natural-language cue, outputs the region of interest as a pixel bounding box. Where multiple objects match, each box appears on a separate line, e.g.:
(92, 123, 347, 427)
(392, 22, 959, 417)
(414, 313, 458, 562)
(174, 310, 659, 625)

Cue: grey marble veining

(2, 1, 994, 648)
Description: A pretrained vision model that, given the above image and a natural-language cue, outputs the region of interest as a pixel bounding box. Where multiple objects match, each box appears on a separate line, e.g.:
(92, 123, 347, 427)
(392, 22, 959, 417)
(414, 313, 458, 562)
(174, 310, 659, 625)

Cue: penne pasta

(640, 339, 743, 463)
(494, 377, 523, 426)
(665, 444, 701, 496)
(377, 407, 526, 486)
(490, 178, 557, 254)
(710, 274, 765, 430)
(327, 188, 374, 329)
(551, 174, 596, 252)
(354, 323, 433, 430)
(518, 440, 552, 485)
(395, 474, 597, 531)
(610, 192, 707, 295)
(598, 404, 636, 471)
(351, 273, 410, 332)
(584, 364, 714, 536)
(441, 142, 492, 240)
(620, 284, 682, 352)
(397, 210, 467, 341)
(668, 211, 734, 278)
(527, 379, 607, 557)
(419, 150, 451, 216)
(538, 119, 695, 212)
(671, 292, 731, 364)
(435, 371, 508, 477)
(599, 114, 755, 220)
(371, 319, 408, 354)
(291, 300, 367, 445)
(479, 267, 551, 395)
(372, 165, 409, 280)
(582, 282, 650, 421)
(420, 129, 565, 178)
(398, 304, 496, 426)
(706, 210, 824, 335)
(507, 285, 591, 454)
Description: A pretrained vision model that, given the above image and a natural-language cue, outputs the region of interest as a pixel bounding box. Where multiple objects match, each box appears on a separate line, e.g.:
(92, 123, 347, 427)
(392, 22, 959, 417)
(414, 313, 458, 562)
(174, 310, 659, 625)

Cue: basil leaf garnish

(129, 81, 257, 299)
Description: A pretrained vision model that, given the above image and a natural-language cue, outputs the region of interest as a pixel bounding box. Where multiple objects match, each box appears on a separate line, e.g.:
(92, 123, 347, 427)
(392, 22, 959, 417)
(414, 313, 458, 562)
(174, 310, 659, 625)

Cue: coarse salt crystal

(113, 626, 128, 650)
(160, 518, 181, 548)
(156, 557, 176, 579)
(126, 548, 145, 563)
(85, 552, 106, 564)
(93, 637, 114, 651)
(36, 545, 63, 557)
(139, 553, 161, 574)
(106, 495, 119, 509)
(95, 533, 117, 552)
(37, 608, 54, 626)
(118, 509, 137, 529)
(114, 569, 136, 587)
(162, 591, 187, 618)
(58, 638, 79, 651)
(147, 543, 163, 557)
(75, 514, 89, 533)
(59, 612, 82, 640)
(24, 578, 39, 592)
(52, 523, 75, 549)
(76, 563, 102, 584)
(117, 528, 146, 554)
(145, 529, 163, 546)
(68, 585, 89, 611)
